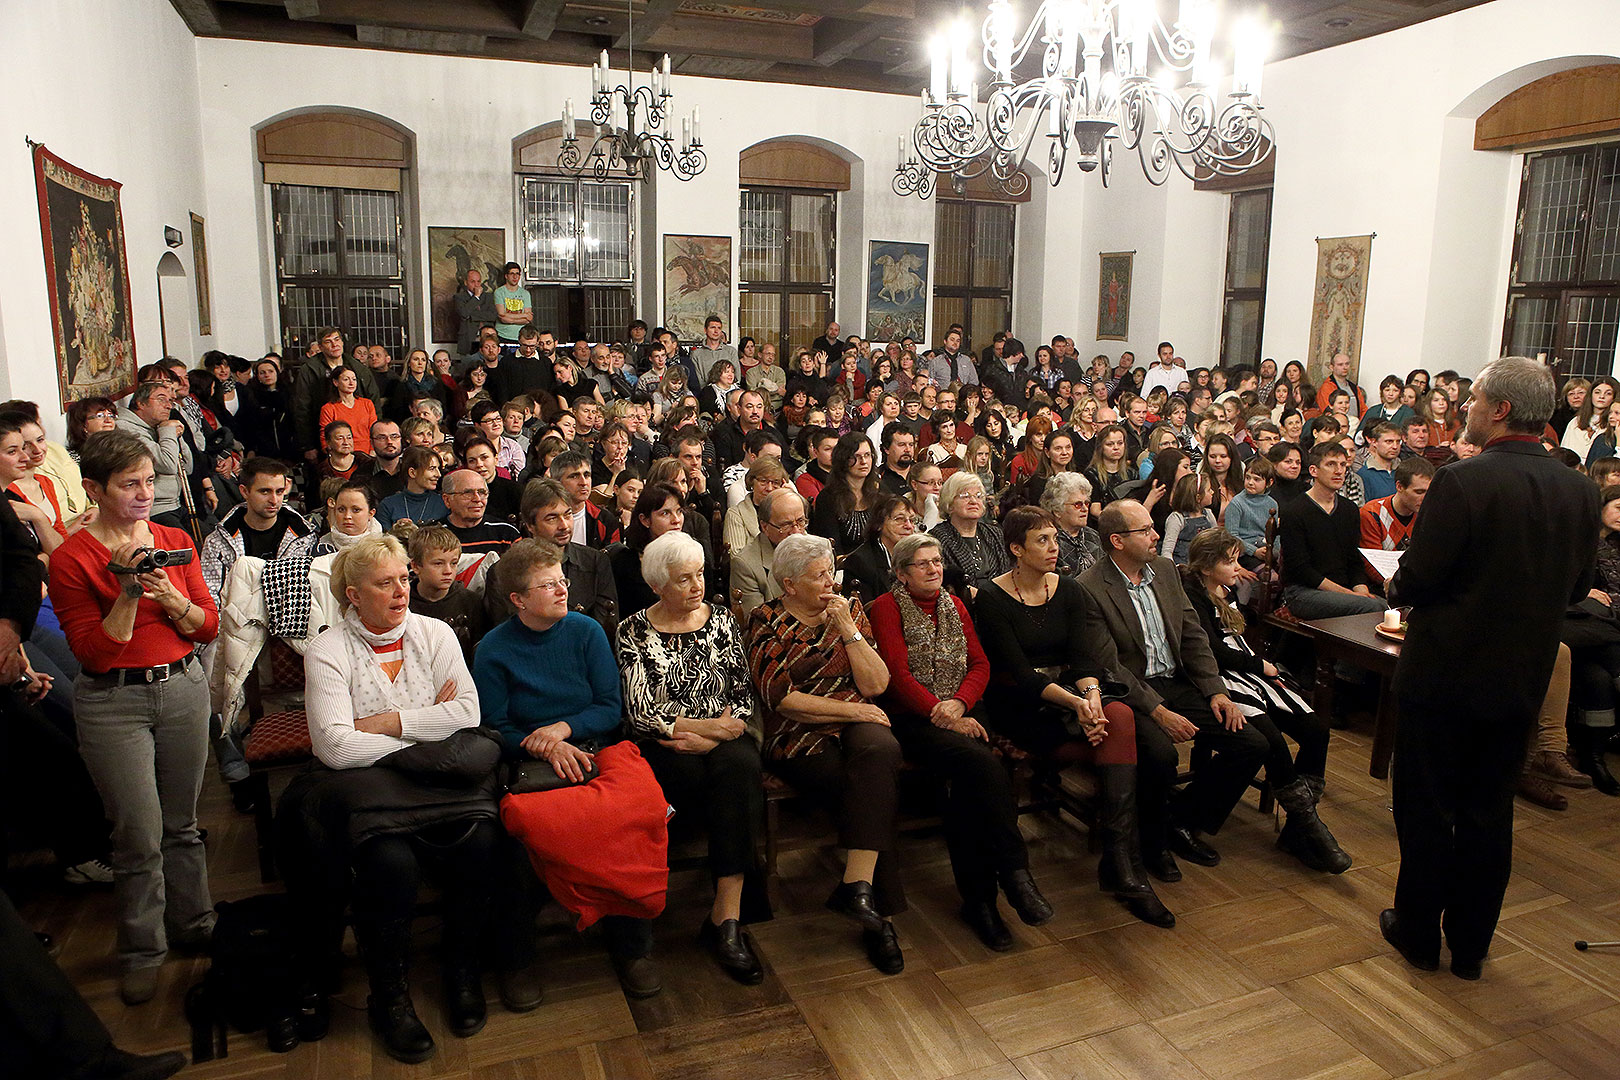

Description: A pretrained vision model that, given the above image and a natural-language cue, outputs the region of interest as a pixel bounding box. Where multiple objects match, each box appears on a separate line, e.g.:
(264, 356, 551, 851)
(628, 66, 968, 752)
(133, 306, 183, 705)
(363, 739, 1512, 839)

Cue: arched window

(258, 111, 415, 359)
(737, 139, 850, 350)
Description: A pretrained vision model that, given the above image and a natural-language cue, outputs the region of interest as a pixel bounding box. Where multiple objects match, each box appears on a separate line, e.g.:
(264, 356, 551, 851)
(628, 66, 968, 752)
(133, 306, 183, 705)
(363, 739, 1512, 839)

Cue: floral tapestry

(33, 144, 137, 408)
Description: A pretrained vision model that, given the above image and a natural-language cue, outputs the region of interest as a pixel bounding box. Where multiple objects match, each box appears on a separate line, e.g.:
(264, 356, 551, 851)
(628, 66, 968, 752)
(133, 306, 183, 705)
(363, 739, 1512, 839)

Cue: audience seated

(722, 455, 789, 553)
(1039, 470, 1103, 576)
(616, 531, 768, 984)
(809, 432, 881, 554)
(730, 486, 807, 616)
(842, 493, 916, 607)
(744, 533, 905, 974)
(376, 446, 446, 530)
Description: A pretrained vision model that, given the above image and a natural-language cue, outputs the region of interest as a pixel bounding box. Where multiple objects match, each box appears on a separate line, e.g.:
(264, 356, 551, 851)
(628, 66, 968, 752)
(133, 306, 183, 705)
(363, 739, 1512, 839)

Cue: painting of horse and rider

(866, 240, 929, 343)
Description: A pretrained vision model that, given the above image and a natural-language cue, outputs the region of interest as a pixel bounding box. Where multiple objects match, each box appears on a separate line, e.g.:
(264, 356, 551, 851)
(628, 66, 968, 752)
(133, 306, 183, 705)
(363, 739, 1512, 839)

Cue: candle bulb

(691, 105, 700, 143)
(681, 116, 691, 154)
(929, 33, 948, 103)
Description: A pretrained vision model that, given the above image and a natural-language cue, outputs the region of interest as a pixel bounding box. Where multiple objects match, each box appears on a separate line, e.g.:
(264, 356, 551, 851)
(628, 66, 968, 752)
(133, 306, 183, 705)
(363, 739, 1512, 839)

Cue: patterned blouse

(616, 605, 757, 742)
(1056, 525, 1104, 577)
(930, 519, 1012, 595)
(745, 597, 874, 760)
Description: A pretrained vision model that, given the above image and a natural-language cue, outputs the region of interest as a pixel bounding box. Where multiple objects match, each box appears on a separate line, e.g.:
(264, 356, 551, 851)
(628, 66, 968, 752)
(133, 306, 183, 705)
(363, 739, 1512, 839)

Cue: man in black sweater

(1278, 443, 1385, 620)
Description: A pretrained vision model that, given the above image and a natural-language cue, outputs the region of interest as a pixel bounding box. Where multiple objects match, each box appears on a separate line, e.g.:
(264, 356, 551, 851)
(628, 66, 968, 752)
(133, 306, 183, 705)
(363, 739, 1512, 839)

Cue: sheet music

(1360, 547, 1403, 581)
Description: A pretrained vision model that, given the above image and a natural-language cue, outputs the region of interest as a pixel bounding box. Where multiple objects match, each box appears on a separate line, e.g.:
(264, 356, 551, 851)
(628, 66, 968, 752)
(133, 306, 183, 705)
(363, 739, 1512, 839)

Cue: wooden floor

(16, 726, 1620, 1080)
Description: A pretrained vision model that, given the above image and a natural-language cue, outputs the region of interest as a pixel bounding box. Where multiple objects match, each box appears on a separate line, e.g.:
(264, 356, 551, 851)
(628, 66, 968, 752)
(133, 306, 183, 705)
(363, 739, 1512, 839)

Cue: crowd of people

(3, 287, 1614, 1072)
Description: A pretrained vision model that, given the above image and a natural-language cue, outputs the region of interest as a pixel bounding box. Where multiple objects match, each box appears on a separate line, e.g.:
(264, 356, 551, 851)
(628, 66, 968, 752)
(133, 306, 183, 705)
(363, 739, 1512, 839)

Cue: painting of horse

(866, 241, 929, 343)
(428, 227, 505, 345)
(664, 234, 732, 342)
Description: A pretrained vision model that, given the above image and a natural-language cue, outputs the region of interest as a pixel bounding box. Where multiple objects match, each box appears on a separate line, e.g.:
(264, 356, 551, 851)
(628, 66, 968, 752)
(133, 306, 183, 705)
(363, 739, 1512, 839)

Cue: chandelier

(558, 3, 705, 184)
(893, 0, 1275, 198)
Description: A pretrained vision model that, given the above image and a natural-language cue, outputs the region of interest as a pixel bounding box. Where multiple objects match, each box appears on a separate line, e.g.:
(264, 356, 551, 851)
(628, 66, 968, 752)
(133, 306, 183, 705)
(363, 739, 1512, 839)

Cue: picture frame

(1096, 251, 1133, 341)
(663, 234, 732, 343)
(865, 240, 929, 343)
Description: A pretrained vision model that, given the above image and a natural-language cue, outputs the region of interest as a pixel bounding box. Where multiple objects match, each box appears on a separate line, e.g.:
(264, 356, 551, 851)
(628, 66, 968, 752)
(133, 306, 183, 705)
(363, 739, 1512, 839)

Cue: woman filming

(48, 430, 219, 1005)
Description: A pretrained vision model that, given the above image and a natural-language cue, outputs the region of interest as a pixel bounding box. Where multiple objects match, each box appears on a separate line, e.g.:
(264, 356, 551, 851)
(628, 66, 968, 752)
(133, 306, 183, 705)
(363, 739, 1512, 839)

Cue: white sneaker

(63, 858, 115, 886)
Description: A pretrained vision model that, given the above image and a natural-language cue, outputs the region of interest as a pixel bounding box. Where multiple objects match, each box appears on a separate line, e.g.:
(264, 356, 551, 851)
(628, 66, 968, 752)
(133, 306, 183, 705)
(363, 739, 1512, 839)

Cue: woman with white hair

(289, 534, 504, 1063)
(616, 531, 767, 985)
(744, 533, 906, 975)
(930, 470, 1010, 598)
(1040, 471, 1104, 576)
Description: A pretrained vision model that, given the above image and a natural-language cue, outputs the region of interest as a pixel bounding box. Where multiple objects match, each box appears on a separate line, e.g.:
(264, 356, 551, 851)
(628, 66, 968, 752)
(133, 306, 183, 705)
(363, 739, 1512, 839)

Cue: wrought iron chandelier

(893, 0, 1275, 198)
(557, 2, 705, 182)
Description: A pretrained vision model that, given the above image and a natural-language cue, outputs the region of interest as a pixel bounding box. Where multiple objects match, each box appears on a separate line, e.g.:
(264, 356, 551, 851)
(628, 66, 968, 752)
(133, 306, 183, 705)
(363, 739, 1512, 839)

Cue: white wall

(1258, 0, 1620, 386)
(0, 0, 210, 435)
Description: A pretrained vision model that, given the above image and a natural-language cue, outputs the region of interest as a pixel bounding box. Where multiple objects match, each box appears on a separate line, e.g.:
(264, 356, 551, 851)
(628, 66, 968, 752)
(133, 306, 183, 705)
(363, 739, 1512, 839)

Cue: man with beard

(878, 423, 916, 497)
(367, 419, 407, 499)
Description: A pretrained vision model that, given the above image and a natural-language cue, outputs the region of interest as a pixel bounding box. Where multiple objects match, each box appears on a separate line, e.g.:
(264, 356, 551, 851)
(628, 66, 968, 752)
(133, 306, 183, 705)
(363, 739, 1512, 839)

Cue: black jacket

(0, 497, 43, 638)
(843, 539, 894, 607)
(1391, 440, 1598, 719)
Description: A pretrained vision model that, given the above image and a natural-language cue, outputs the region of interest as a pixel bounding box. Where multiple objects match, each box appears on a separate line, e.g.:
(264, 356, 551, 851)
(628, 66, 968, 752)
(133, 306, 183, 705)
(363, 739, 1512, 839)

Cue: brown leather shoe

(1517, 770, 1569, 811)
(1527, 750, 1594, 789)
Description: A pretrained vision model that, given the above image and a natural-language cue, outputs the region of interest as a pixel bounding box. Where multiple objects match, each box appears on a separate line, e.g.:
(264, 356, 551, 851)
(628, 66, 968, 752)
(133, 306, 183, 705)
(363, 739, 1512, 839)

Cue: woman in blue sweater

(473, 538, 665, 999)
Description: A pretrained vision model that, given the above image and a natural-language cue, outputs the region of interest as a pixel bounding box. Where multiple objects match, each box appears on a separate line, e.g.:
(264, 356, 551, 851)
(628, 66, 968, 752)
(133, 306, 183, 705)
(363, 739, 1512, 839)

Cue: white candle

(1382, 609, 1402, 630)
(929, 34, 948, 102)
(691, 105, 700, 143)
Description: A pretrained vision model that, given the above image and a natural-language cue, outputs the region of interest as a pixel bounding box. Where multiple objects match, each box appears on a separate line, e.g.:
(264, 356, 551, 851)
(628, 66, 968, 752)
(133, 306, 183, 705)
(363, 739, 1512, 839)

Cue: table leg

(1369, 673, 1397, 781)
(1312, 648, 1337, 724)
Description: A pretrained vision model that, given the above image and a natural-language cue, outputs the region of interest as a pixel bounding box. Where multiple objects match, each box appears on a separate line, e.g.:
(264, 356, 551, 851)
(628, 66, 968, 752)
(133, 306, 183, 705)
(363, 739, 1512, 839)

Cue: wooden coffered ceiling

(169, 0, 1495, 96)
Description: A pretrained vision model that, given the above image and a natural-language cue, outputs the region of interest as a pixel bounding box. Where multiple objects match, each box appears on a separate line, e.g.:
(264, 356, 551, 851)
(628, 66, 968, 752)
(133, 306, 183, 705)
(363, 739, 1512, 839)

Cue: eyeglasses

(768, 516, 809, 531)
(524, 578, 570, 593)
(955, 491, 986, 503)
(1117, 525, 1156, 537)
(447, 489, 489, 498)
(904, 557, 945, 570)
(89, 410, 116, 420)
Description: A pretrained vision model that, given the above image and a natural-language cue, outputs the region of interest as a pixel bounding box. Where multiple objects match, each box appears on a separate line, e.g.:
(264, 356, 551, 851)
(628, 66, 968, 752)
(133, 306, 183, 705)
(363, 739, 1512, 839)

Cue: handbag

(506, 755, 599, 795)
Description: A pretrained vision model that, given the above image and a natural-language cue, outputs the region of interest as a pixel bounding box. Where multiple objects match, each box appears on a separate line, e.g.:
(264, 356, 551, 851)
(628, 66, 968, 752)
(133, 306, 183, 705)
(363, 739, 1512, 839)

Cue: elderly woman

(616, 532, 767, 984)
(476, 539, 669, 1000)
(930, 470, 1010, 598)
(868, 533, 1052, 951)
(1040, 471, 1103, 577)
(722, 455, 789, 553)
(288, 534, 504, 1062)
(745, 534, 905, 975)
(974, 507, 1172, 929)
(842, 493, 914, 607)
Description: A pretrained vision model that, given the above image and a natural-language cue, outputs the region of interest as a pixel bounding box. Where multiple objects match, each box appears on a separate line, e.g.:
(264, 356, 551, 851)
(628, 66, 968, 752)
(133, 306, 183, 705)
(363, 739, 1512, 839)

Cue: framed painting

(32, 143, 137, 408)
(190, 211, 212, 336)
(664, 234, 731, 343)
(428, 226, 506, 345)
(866, 241, 929, 343)
(1096, 251, 1133, 341)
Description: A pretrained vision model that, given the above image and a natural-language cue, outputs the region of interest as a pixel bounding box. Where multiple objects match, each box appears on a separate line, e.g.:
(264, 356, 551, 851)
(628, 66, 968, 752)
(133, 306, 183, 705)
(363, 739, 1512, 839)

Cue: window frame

(516, 175, 636, 287)
(1218, 187, 1273, 370)
(931, 199, 1016, 355)
(737, 185, 837, 351)
(269, 182, 409, 359)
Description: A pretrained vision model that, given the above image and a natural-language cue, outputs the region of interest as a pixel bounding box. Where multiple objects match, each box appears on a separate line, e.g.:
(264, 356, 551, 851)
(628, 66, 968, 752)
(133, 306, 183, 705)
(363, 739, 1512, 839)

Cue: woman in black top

(809, 432, 879, 555)
(1182, 529, 1349, 873)
(974, 507, 1170, 928)
(842, 494, 915, 606)
(607, 481, 705, 617)
(785, 349, 830, 407)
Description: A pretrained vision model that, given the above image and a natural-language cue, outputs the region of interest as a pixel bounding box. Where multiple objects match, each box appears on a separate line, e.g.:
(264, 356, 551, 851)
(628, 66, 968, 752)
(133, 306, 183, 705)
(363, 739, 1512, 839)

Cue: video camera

(108, 547, 195, 576)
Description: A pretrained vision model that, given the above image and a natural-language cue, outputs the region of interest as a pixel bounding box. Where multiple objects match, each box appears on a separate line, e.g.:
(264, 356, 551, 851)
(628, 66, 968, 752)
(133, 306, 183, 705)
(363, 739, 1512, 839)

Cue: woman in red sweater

(866, 531, 1051, 953)
(47, 429, 219, 1006)
(318, 365, 378, 455)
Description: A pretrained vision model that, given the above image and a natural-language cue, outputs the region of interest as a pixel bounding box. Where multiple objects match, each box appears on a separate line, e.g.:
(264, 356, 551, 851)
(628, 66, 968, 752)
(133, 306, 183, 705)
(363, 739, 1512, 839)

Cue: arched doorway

(156, 251, 191, 364)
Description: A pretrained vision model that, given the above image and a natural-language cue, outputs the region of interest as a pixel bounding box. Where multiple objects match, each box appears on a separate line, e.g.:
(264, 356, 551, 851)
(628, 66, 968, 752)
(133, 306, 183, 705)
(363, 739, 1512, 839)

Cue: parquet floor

(15, 726, 1620, 1080)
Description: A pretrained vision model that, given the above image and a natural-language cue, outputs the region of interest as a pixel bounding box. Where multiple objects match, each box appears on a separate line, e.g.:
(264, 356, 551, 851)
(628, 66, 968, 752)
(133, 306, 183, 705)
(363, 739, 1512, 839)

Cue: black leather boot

(1573, 726, 1620, 796)
(1096, 765, 1175, 928)
(358, 918, 435, 1064)
(1273, 777, 1353, 873)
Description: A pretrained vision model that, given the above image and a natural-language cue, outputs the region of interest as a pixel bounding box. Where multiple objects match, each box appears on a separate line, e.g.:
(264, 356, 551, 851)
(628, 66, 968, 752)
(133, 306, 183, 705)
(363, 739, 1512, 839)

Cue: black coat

(1391, 440, 1598, 719)
(843, 539, 893, 607)
(0, 497, 43, 636)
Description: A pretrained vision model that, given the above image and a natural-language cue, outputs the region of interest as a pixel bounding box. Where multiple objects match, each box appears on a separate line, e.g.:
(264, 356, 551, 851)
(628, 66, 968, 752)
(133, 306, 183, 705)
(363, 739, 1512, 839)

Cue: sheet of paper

(1360, 547, 1403, 581)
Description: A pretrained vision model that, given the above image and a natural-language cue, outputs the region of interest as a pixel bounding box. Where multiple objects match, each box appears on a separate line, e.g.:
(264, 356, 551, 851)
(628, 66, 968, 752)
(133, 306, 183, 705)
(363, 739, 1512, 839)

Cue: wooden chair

(1250, 508, 1310, 655)
(238, 639, 314, 883)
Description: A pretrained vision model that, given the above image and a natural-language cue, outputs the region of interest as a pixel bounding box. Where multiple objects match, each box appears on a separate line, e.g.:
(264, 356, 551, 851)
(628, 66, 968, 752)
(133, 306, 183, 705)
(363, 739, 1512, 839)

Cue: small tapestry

(1306, 234, 1374, 386)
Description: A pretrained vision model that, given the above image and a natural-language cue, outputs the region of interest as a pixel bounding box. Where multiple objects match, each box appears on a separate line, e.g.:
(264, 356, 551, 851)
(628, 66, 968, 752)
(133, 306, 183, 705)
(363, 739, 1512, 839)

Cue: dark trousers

(0, 691, 109, 873)
(0, 889, 115, 1078)
(769, 722, 906, 916)
(1392, 699, 1529, 964)
(893, 717, 1027, 904)
(640, 736, 763, 879)
(1248, 707, 1332, 788)
(351, 819, 501, 965)
(1135, 676, 1269, 849)
(1569, 643, 1620, 724)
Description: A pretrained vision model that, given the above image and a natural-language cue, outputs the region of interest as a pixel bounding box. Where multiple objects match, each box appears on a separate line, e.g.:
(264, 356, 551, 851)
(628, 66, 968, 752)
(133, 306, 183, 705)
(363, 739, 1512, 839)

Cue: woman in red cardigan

(48, 430, 219, 1007)
(867, 531, 1052, 953)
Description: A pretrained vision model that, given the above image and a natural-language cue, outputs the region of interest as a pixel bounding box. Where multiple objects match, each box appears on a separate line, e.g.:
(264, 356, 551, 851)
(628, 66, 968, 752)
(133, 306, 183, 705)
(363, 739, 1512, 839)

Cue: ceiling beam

(355, 25, 488, 54)
(645, 14, 815, 64)
(283, 0, 320, 19)
(813, 20, 890, 67)
(169, 0, 223, 33)
(518, 0, 566, 39)
(616, 0, 682, 49)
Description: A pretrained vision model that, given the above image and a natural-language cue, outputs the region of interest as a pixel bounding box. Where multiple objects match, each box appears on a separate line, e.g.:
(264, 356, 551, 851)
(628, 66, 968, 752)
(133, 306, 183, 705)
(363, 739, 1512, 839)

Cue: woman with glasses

(721, 456, 789, 553)
(930, 470, 1010, 599)
(843, 493, 915, 607)
(66, 397, 119, 462)
(745, 533, 906, 975)
(1040, 471, 1103, 577)
(869, 533, 1052, 952)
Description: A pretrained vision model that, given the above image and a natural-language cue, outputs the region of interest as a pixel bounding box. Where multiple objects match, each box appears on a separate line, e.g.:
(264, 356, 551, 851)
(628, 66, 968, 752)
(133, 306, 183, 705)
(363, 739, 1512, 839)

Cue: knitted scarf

(890, 584, 967, 702)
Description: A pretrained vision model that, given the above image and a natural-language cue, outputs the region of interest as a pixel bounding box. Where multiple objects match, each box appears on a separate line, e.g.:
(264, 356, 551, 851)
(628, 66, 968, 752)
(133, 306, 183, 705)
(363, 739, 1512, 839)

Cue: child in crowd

(1224, 454, 1278, 568)
(1160, 473, 1217, 564)
(407, 524, 488, 667)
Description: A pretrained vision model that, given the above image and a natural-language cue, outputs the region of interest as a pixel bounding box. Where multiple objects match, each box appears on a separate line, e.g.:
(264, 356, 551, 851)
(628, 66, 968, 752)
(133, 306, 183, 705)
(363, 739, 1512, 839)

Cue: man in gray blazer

(731, 488, 807, 616)
(1080, 499, 1267, 881)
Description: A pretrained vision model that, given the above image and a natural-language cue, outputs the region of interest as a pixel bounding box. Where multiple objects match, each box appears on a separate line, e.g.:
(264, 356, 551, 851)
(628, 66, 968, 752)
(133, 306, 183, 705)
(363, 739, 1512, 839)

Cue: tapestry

(865, 241, 929, 343)
(190, 212, 212, 336)
(428, 227, 506, 344)
(664, 234, 731, 343)
(1306, 234, 1374, 385)
(32, 144, 137, 408)
(1096, 252, 1133, 341)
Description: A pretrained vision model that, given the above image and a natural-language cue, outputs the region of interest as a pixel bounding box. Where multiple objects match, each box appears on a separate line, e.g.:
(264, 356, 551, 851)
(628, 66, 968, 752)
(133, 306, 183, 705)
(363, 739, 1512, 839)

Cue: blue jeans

(1282, 584, 1386, 621)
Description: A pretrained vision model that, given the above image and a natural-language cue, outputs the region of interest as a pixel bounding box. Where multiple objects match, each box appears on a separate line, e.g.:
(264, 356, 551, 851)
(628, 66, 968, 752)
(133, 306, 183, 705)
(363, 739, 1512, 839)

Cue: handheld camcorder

(108, 547, 195, 576)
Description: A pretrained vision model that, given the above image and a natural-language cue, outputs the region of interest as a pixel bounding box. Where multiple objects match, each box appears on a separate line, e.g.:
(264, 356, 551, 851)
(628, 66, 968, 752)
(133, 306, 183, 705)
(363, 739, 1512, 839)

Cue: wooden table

(1299, 612, 1403, 780)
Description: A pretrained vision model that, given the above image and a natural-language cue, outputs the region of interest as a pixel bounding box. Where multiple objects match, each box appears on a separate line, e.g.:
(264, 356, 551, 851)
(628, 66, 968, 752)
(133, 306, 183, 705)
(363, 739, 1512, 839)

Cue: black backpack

(185, 894, 297, 1061)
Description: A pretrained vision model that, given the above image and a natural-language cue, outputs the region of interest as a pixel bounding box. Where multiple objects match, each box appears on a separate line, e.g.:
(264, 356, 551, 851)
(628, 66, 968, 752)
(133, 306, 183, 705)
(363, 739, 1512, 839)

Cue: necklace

(1013, 570, 1052, 606)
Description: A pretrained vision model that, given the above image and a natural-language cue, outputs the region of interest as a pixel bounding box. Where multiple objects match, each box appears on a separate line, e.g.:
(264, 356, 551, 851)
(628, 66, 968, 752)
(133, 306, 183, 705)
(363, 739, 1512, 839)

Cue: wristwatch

(844, 631, 865, 646)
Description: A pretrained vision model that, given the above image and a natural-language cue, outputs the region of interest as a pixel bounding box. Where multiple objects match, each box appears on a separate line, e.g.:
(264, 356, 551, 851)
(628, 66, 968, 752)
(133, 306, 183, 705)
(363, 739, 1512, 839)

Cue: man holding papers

(1359, 456, 1435, 587)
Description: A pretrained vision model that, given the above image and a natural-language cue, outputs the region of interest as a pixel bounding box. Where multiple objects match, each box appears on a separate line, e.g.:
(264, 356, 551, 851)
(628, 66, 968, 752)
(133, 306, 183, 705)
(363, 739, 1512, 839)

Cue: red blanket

(499, 741, 670, 930)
